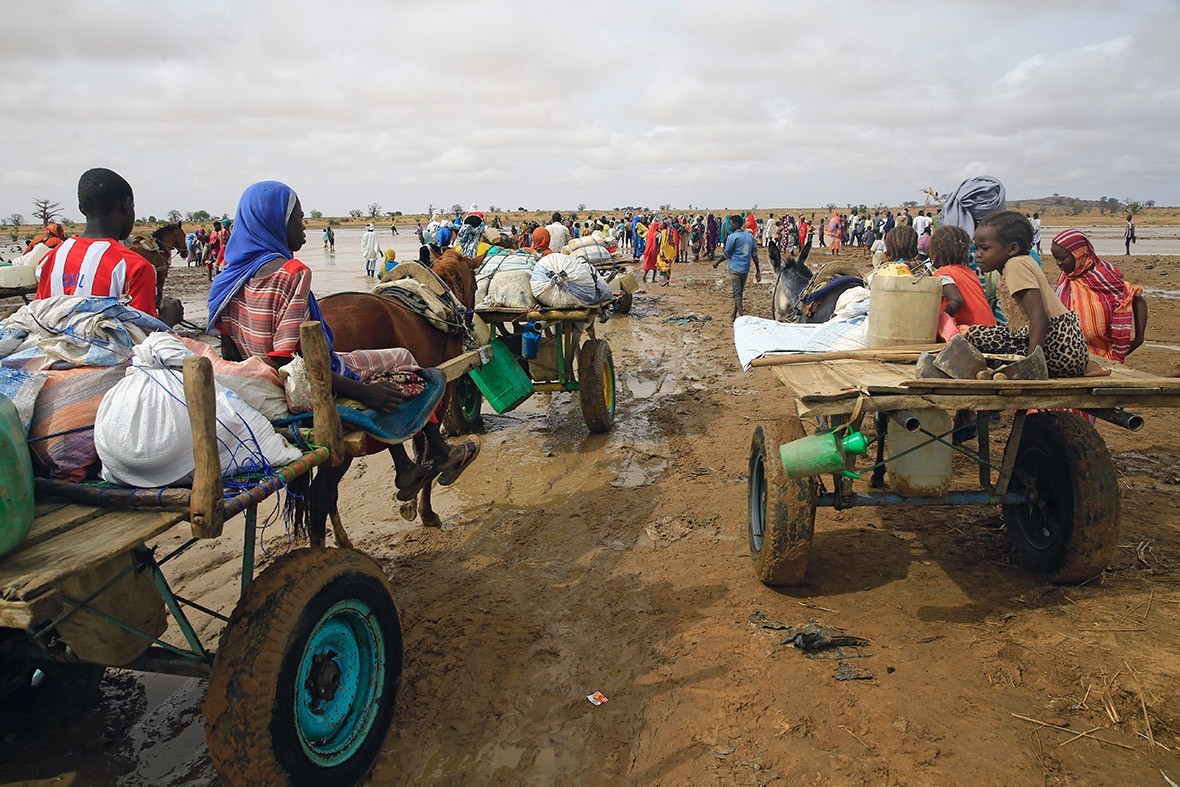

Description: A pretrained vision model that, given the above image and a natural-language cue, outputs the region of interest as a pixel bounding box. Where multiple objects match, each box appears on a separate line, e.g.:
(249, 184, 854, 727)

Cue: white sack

(96, 334, 301, 487)
(530, 253, 611, 309)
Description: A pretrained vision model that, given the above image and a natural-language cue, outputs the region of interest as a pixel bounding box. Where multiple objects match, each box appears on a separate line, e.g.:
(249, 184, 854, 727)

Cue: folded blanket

(275, 368, 445, 445)
(0, 295, 168, 370)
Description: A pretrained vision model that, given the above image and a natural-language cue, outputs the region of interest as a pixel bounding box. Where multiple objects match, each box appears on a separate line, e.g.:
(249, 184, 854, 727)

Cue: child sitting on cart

(962, 211, 1094, 378)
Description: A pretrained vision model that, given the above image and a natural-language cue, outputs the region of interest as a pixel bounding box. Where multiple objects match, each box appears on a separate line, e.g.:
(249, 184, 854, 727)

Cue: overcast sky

(2, 0, 1177, 220)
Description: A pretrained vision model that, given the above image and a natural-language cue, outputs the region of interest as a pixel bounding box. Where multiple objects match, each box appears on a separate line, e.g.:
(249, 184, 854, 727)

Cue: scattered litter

(749, 610, 791, 630)
(710, 743, 736, 759)
(587, 691, 608, 706)
(784, 622, 870, 653)
(663, 313, 712, 325)
(833, 662, 875, 681)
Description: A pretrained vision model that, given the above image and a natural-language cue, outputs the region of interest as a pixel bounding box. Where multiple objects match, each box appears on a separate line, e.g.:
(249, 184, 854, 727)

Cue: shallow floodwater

(179, 225, 425, 326)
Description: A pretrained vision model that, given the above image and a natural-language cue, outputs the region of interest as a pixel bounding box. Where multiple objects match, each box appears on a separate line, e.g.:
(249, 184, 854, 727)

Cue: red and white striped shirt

(35, 236, 158, 317)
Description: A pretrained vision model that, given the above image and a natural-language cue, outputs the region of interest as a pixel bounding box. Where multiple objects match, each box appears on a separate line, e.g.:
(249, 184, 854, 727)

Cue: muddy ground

(2, 252, 1179, 786)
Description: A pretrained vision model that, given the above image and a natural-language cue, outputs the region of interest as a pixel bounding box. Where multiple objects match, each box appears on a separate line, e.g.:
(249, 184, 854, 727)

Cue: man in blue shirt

(713, 214, 761, 320)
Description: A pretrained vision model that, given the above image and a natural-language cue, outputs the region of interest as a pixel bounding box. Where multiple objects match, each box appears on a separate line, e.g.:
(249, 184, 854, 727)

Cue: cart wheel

(442, 375, 484, 436)
(612, 292, 633, 315)
(1002, 412, 1120, 583)
(578, 339, 616, 433)
(0, 657, 104, 757)
(749, 418, 819, 586)
(204, 548, 402, 787)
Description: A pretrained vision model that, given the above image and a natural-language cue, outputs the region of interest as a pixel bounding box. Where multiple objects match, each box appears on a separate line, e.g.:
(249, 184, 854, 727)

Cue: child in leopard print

(964, 211, 1090, 378)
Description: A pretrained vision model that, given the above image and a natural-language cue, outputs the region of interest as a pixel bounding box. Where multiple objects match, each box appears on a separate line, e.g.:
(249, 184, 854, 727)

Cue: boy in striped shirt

(35, 168, 158, 317)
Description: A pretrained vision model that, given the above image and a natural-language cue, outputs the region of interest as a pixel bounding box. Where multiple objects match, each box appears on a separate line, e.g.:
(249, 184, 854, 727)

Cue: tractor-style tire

(613, 292, 633, 315)
(1002, 412, 1120, 584)
(204, 548, 402, 787)
(578, 339, 616, 433)
(749, 417, 818, 586)
(442, 375, 484, 436)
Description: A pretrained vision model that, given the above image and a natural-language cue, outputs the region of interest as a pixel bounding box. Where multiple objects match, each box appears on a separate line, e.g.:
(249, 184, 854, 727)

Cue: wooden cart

(0, 323, 486, 785)
(747, 355, 1180, 587)
(476, 304, 617, 433)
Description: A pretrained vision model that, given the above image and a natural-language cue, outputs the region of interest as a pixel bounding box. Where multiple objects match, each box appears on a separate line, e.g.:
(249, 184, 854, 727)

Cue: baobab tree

(32, 198, 62, 226)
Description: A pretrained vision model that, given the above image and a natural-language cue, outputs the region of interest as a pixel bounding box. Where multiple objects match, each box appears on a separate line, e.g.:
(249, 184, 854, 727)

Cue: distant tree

(7, 213, 23, 226)
(517, 206, 525, 211)
(366, 203, 382, 218)
(488, 205, 498, 212)
(1128, 201, 1143, 215)
(166, 209, 183, 224)
(824, 203, 837, 212)
(191, 209, 212, 222)
(348, 209, 364, 219)
(32, 198, 62, 226)
(578, 202, 587, 212)
(451, 203, 463, 216)
(427, 203, 434, 216)
(659, 203, 671, 211)
(1069, 199, 1084, 215)
(902, 200, 918, 209)
(309, 209, 323, 220)
(1145, 200, 1156, 208)
(147, 215, 157, 223)
(873, 202, 886, 211)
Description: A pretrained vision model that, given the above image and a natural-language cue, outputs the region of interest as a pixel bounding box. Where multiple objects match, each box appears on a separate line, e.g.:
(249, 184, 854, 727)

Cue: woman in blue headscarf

(209, 180, 477, 498)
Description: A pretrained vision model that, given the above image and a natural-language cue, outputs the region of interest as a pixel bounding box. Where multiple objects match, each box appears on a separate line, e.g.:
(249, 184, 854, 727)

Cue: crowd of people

(18, 166, 1152, 385)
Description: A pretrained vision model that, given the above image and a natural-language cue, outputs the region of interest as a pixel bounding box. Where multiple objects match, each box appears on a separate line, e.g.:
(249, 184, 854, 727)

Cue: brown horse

(130, 222, 187, 324)
(318, 248, 482, 528)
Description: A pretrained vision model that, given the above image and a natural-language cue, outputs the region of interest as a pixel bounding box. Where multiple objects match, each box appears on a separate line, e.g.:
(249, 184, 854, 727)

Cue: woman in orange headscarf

(1051, 228, 1147, 362)
(526, 226, 553, 257)
(24, 223, 67, 254)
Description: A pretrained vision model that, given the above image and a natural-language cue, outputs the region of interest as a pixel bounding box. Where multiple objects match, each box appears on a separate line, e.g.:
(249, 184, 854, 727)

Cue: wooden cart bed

(771, 359, 1180, 418)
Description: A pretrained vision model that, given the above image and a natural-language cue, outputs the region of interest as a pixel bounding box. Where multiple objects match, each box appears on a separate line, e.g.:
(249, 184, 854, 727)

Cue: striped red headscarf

(1052, 228, 1140, 362)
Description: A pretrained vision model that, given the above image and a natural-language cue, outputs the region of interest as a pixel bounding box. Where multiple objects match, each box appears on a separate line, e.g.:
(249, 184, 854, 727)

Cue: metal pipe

(818, 490, 1026, 508)
(123, 646, 214, 679)
(1084, 408, 1144, 431)
(889, 409, 923, 432)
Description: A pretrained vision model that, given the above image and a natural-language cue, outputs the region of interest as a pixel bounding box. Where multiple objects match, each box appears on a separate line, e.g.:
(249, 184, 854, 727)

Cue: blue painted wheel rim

(295, 599, 386, 767)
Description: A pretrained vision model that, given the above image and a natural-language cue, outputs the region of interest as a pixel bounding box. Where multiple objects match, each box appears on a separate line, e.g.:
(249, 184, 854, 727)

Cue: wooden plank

(749, 345, 941, 368)
(0, 508, 186, 602)
(828, 359, 915, 394)
(771, 363, 863, 403)
(435, 346, 488, 382)
(0, 589, 62, 630)
(33, 500, 70, 517)
(22, 504, 110, 549)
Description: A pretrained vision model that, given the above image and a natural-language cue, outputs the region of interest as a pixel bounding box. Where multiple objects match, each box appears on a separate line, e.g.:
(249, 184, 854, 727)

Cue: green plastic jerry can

(0, 395, 34, 557)
(779, 429, 869, 480)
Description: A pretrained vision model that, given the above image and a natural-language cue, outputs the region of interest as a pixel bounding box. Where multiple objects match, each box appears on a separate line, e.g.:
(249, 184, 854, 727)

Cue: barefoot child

(963, 211, 1090, 378)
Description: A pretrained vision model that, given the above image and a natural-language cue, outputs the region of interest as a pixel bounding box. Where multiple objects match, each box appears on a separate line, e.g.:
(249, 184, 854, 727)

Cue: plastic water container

(468, 339, 535, 413)
(867, 273, 942, 348)
(886, 409, 953, 497)
(0, 395, 34, 557)
(521, 322, 541, 360)
(779, 430, 869, 479)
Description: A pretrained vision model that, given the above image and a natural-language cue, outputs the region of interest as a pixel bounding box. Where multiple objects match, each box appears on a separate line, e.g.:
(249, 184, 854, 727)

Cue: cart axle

(818, 490, 1026, 508)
